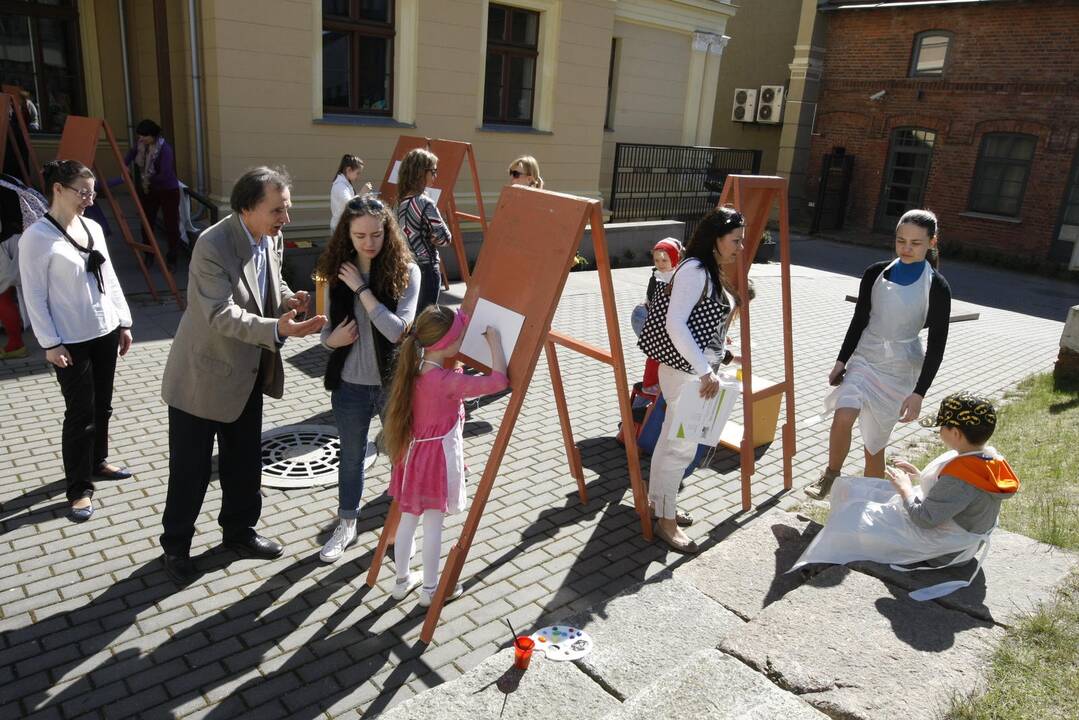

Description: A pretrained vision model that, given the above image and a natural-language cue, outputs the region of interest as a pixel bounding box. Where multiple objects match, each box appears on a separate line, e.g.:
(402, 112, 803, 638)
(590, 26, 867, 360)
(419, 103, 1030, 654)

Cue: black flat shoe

(226, 534, 284, 560)
(163, 554, 200, 586)
(94, 464, 133, 480)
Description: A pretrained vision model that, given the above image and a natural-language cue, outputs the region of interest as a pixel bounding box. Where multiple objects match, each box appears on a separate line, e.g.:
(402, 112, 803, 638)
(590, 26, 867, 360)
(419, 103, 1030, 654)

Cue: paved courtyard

(1, 235, 1076, 718)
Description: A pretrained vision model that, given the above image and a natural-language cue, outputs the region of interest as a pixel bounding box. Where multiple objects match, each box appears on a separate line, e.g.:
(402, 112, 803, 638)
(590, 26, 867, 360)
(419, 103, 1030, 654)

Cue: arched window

(910, 31, 952, 77)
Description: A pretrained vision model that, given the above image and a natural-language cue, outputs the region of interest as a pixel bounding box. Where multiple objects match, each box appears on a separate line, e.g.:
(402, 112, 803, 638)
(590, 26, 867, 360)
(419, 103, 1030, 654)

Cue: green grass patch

(912, 373, 1079, 551)
(946, 570, 1079, 720)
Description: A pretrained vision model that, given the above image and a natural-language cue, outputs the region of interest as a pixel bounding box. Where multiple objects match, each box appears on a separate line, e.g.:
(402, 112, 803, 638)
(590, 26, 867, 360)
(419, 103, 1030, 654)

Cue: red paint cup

(513, 635, 535, 670)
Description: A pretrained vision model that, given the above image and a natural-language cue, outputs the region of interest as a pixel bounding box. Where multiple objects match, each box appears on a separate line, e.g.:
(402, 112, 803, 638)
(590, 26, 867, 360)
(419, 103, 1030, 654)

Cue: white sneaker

(319, 521, 357, 563)
(392, 573, 422, 600)
(418, 584, 464, 607)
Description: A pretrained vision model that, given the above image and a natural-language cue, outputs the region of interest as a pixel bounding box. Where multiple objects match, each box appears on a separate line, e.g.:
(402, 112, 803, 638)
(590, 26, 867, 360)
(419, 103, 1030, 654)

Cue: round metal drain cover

(260, 424, 376, 489)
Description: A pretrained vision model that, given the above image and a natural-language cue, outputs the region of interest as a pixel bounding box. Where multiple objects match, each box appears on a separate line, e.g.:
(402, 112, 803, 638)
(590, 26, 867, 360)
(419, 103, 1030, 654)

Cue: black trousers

(54, 328, 119, 502)
(160, 385, 263, 556)
(416, 261, 441, 316)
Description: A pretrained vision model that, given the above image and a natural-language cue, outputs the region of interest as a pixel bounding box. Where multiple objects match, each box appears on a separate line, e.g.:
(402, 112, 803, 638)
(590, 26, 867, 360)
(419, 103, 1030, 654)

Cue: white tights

(394, 509, 444, 593)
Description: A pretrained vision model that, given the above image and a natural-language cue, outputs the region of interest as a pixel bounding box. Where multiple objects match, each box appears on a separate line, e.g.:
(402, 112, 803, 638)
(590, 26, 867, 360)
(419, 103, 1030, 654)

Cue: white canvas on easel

(460, 297, 524, 368)
(388, 160, 401, 184)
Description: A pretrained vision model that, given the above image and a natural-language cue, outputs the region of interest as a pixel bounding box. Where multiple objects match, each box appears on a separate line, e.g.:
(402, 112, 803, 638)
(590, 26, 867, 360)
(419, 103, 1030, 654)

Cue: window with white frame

(909, 31, 951, 77)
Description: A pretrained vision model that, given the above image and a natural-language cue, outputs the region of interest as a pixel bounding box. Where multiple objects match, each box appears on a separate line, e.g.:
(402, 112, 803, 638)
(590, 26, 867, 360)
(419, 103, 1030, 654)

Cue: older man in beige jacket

(159, 167, 325, 585)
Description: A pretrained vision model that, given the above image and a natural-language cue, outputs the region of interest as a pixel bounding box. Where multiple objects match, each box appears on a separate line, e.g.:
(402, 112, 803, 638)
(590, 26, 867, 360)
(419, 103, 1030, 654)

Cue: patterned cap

(919, 392, 997, 431)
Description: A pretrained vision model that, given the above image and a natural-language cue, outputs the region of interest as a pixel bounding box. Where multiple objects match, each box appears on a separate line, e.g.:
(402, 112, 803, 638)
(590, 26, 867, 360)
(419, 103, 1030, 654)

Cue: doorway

(876, 128, 936, 231)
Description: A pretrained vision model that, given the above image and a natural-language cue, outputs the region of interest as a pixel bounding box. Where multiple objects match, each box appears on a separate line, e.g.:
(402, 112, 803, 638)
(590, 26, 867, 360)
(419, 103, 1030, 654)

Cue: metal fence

(609, 143, 763, 240)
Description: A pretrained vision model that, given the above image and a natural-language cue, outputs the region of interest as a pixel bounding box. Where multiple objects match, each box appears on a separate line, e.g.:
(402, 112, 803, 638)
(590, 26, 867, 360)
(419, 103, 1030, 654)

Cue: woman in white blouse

(19, 160, 133, 522)
(329, 154, 372, 231)
(649, 207, 745, 553)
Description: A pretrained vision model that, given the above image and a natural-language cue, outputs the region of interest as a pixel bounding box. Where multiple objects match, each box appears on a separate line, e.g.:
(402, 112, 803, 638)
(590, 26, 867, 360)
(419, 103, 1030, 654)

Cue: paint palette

(529, 625, 593, 661)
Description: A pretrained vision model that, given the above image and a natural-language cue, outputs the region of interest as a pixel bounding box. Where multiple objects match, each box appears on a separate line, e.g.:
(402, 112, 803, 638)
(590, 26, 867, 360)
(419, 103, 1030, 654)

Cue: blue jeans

(331, 381, 382, 519)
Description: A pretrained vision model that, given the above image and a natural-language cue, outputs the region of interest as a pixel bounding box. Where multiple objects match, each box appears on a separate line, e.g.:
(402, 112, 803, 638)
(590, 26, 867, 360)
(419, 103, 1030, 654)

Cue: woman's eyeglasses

(428, 168, 439, 178)
(509, 170, 523, 179)
(65, 185, 96, 201)
(346, 195, 385, 211)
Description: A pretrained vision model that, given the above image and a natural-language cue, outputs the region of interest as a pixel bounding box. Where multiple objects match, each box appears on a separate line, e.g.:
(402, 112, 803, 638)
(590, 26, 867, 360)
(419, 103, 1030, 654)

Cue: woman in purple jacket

(125, 119, 182, 270)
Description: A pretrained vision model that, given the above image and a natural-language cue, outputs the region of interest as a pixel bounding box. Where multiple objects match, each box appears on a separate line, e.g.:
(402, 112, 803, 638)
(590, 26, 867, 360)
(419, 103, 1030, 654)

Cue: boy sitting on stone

(791, 392, 1019, 599)
(887, 391, 1019, 537)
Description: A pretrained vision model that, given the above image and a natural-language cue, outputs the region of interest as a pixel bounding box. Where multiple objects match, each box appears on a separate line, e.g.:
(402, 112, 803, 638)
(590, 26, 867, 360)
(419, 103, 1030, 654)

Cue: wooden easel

(56, 115, 183, 309)
(378, 135, 489, 284)
(0, 91, 43, 190)
(717, 176, 797, 509)
(365, 185, 647, 644)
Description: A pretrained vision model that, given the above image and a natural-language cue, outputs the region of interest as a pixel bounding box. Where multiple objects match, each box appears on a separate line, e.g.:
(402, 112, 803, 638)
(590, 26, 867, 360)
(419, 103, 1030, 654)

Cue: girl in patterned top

(395, 149, 451, 314)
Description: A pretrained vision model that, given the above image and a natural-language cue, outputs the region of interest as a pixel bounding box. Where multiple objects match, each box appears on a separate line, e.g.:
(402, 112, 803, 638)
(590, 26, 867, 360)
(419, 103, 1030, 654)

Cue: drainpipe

(118, 0, 135, 146)
(187, 0, 207, 194)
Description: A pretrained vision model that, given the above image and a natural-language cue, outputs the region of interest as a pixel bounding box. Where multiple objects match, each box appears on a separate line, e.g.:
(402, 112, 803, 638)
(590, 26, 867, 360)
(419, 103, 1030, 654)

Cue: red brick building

(807, 0, 1079, 268)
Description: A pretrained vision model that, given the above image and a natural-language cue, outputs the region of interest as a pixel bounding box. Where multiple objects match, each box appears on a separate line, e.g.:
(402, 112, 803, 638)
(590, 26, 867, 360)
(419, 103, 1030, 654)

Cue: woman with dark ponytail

(806, 208, 952, 500)
(314, 195, 420, 563)
(640, 206, 745, 553)
(18, 160, 134, 521)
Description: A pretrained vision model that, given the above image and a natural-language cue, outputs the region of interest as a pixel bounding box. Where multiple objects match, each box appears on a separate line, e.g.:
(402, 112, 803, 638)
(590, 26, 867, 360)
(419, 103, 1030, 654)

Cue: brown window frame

(0, 0, 86, 134)
(321, 0, 395, 117)
(483, 3, 539, 126)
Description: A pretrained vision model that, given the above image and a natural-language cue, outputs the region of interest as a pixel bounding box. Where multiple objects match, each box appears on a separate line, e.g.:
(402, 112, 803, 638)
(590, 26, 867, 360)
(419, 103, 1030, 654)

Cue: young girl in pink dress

(382, 305, 509, 605)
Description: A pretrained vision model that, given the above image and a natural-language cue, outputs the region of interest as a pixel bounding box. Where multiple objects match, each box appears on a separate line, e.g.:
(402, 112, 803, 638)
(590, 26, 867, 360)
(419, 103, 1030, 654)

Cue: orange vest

(941, 454, 1020, 495)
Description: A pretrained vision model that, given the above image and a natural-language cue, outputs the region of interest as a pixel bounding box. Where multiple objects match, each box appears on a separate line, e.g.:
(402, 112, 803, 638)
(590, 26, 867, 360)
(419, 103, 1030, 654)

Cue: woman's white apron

(790, 449, 996, 600)
(824, 259, 932, 454)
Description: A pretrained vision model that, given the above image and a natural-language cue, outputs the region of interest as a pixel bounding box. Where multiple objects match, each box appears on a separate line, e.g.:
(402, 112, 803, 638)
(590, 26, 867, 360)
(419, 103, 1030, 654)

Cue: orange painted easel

(56, 116, 183, 309)
(717, 176, 796, 509)
(365, 185, 648, 644)
(378, 135, 488, 283)
(0, 90, 43, 190)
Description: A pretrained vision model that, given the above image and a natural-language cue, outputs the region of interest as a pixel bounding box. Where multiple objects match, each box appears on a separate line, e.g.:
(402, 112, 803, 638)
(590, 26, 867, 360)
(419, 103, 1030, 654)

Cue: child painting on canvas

(382, 305, 509, 605)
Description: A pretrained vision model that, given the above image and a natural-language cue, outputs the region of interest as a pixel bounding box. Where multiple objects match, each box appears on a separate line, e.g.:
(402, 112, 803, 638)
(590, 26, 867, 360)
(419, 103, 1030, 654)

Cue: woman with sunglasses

(395, 149, 450, 314)
(19, 160, 134, 522)
(314, 195, 421, 563)
(507, 155, 544, 189)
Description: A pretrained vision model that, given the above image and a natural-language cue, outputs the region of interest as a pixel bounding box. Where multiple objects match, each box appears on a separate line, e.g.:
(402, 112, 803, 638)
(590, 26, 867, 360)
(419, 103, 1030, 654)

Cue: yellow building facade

(9, 0, 737, 240)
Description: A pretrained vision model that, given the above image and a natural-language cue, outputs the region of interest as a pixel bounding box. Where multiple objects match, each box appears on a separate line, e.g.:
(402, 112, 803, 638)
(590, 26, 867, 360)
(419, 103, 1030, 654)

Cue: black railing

(609, 143, 762, 240)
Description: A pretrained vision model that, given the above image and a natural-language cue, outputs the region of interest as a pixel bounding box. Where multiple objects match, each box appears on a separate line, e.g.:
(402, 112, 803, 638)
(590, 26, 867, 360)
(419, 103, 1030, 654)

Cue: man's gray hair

(230, 166, 291, 213)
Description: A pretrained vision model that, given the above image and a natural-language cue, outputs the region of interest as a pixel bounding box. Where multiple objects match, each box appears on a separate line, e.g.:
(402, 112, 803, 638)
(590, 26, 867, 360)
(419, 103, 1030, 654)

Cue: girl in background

(395, 149, 451, 313)
(329, 154, 372, 231)
(383, 306, 508, 605)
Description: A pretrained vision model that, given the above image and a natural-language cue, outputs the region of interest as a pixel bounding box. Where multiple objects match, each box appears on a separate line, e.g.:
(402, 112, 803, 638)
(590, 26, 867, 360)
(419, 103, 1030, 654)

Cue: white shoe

(418, 584, 464, 607)
(319, 521, 357, 563)
(392, 573, 422, 600)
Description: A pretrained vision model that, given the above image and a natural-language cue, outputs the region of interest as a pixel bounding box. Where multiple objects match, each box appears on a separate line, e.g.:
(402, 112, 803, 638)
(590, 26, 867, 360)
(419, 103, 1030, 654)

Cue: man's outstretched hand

(278, 309, 326, 338)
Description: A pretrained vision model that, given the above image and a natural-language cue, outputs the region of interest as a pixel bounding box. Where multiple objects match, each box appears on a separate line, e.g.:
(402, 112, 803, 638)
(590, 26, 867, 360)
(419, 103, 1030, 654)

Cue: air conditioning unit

(756, 85, 785, 124)
(731, 88, 757, 122)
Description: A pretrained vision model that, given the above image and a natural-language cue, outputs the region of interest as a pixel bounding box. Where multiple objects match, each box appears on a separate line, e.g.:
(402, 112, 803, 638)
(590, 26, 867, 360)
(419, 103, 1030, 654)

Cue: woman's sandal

(94, 463, 133, 480)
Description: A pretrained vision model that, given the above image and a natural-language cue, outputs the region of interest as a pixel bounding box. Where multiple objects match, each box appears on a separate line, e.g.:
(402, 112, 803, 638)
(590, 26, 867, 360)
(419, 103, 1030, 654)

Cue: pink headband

(426, 310, 469, 351)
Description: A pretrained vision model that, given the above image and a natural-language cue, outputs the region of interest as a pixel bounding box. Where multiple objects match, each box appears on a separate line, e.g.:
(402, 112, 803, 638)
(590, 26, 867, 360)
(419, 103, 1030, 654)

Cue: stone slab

(719, 566, 1004, 720)
(851, 528, 1079, 626)
(377, 648, 619, 720)
(565, 574, 744, 701)
(605, 649, 828, 720)
(672, 510, 818, 620)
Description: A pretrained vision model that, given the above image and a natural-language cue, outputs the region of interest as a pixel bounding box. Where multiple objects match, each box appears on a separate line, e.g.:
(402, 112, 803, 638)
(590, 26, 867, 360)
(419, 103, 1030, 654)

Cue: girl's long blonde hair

(509, 155, 543, 189)
(397, 148, 438, 202)
(383, 305, 458, 464)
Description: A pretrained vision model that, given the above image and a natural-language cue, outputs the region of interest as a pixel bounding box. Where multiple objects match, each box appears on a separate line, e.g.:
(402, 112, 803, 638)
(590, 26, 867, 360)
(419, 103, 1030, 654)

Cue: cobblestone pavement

(1, 236, 1075, 719)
